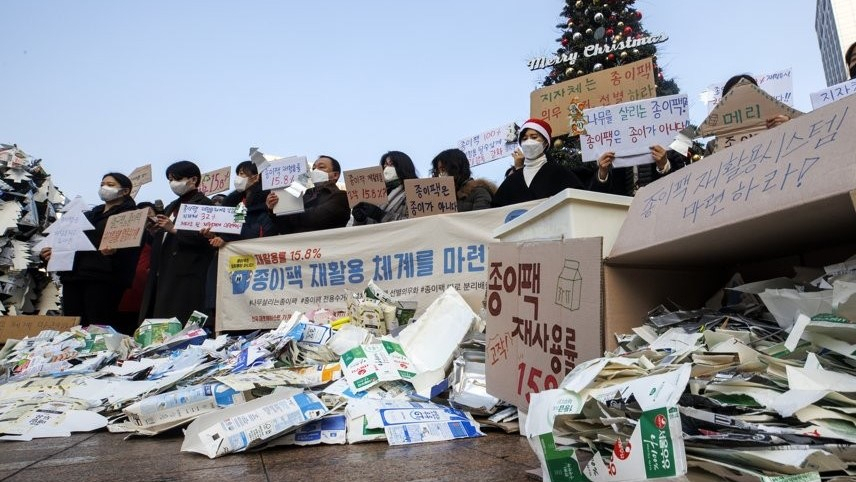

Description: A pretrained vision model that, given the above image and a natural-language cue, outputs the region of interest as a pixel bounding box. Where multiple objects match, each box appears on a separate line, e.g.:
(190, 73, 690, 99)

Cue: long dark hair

(380, 151, 418, 181)
(430, 149, 471, 188)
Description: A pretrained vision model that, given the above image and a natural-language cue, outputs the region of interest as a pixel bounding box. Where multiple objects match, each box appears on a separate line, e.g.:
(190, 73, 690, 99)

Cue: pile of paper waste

(526, 256, 856, 481)
(0, 284, 515, 458)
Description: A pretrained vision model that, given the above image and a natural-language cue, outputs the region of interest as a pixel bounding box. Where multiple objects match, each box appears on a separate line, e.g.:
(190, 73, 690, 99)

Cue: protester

(39, 173, 141, 328)
(847, 41, 856, 80)
(210, 193, 226, 206)
(591, 146, 687, 196)
(430, 148, 495, 211)
(722, 74, 790, 130)
(492, 119, 583, 207)
(139, 161, 214, 325)
(265, 155, 350, 233)
(352, 151, 418, 224)
(114, 201, 157, 335)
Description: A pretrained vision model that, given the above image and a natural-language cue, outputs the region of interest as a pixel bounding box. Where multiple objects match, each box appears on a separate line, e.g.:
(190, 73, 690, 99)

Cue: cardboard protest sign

(199, 167, 231, 196)
(698, 79, 802, 141)
(485, 237, 603, 409)
(260, 156, 307, 191)
(580, 94, 689, 168)
(99, 208, 148, 250)
(457, 123, 519, 167)
(128, 164, 152, 199)
(530, 58, 657, 138)
(811, 78, 856, 110)
(175, 204, 243, 234)
(343, 166, 387, 208)
(403, 178, 457, 218)
(0, 315, 80, 343)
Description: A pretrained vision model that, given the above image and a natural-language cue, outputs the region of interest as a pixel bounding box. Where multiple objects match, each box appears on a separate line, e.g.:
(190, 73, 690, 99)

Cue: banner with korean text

(530, 58, 657, 138)
(216, 201, 540, 331)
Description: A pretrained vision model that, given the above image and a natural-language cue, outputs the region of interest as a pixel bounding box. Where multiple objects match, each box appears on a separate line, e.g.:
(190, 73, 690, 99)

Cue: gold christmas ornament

(691, 154, 702, 162)
(620, 51, 628, 58)
(613, 33, 622, 42)
(565, 67, 575, 77)
(553, 138, 564, 149)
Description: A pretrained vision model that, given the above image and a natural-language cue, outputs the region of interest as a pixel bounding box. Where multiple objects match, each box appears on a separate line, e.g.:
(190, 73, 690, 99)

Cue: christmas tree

(538, 0, 682, 186)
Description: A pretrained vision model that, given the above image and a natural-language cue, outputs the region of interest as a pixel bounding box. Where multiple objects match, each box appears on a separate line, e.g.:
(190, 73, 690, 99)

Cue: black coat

(222, 183, 277, 239)
(60, 196, 141, 288)
(139, 189, 215, 324)
(492, 161, 583, 207)
(589, 150, 689, 196)
(272, 183, 350, 234)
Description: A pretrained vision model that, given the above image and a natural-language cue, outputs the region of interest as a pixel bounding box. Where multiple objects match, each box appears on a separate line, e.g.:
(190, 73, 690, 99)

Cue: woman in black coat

(139, 161, 215, 324)
(40, 172, 141, 327)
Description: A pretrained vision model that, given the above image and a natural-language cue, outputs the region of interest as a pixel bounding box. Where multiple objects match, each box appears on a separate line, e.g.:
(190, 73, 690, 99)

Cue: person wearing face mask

(39, 173, 141, 328)
(352, 151, 419, 224)
(492, 119, 583, 207)
(139, 160, 215, 326)
(265, 155, 350, 233)
(430, 148, 496, 211)
(208, 161, 277, 243)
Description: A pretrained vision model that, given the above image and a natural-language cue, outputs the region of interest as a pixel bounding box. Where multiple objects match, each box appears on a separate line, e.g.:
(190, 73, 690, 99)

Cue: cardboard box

(0, 315, 80, 343)
(492, 188, 631, 258)
(485, 237, 603, 409)
(603, 91, 856, 351)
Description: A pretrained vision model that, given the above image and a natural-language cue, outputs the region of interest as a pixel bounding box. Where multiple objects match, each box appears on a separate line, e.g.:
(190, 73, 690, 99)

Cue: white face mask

(519, 139, 546, 160)
(233, 175, 249, 192)
(170, 179, 192, 196)
(98, 186, 123, 202)
(309, 169, 330, 184)
(383, 166, 399, 182)
(437, 171, 448, 177)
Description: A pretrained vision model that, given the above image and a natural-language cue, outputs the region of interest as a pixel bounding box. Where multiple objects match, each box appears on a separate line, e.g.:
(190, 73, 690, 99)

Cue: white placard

(810, 78, 856, 110)
(457, 123, 519, 167)
(581, 94, 689, 168)
(700, 68, 794, 112)
(175, 204, 243, 234)
(260, 156, 308, 191)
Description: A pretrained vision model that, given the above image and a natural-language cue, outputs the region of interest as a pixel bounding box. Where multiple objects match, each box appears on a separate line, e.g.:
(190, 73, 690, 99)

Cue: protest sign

(530, 58, 657, 138)
(0, 315, 80, 343)
(701, 68, 794, 113)
(580, 94, 689, 168)
(199, 167, 231, 196)
(261, 156, 307, 191)
(698, 79, 803, 151)
(485, 238, 602, 409)
(403, 178, 457, 218)
(343, 166, 387, 208)
(175, 204, 243, 234)
(216, 200, 540, 331)
(99, 208, 148, 250)
(811, 78, 856, 110)
(128, 164, 152, 199)
(457, 123, 519, 167)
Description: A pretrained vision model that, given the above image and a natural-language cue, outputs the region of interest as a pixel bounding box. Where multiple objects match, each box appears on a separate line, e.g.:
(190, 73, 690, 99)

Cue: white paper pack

(757, 289, 834, 329)
(269, 187, 305, 216)
(123, 383, 249, 432)
(181, 389, 327, 458)
(340, 340, 415, 393)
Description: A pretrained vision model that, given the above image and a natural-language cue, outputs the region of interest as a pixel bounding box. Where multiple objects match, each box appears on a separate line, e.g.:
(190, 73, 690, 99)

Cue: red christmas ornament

(623, 26, 632, 35)
(635, 10, 642, 20)
(607, 53, 615, 61)
(605, 27, 614, 36)
(562, 37, 569, 46)
(658, 72, 664, 80)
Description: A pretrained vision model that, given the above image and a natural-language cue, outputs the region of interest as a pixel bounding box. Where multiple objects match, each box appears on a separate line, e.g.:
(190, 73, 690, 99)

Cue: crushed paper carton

(340, 340, 415, 393)
(527, 364, 690, 482)
(121, 382, 253, 435)
(270, 414, 347, 446)
(346, 293, 391, 336)
(134, 318, 183, 348)
(365, 399, 484, 446)
(181, 389, 328, 458)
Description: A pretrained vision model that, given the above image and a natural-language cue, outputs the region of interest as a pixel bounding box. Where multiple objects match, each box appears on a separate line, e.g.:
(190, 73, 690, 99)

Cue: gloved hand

(352, 202, 384, 223)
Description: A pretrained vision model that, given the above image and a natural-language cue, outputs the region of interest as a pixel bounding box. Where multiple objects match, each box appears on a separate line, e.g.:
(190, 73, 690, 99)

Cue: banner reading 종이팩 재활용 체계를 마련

(215, 200, 540, 331)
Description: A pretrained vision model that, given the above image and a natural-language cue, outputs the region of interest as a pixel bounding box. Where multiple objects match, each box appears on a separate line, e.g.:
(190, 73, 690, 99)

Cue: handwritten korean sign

(261, 156, 307, 191)
(811, 78, 856, 110)
(457, 123, 519, 167)
(403, 178, 457, 218)
(128, 164, 153, 199)
(99, 208, 149, 250)
(701, 68, 794, 113)
(199, 166, 231, 196)
(530, 58, 657, 138)
(698, 80, 802, 140)
(175, 204, 243, 234)
(343, 166, 387, 208)
(580, 94, 689, 168)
